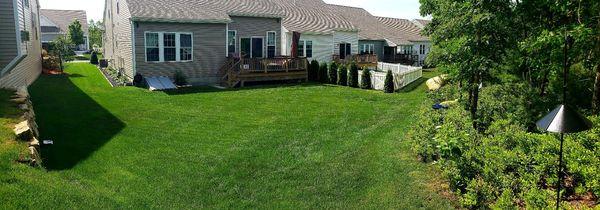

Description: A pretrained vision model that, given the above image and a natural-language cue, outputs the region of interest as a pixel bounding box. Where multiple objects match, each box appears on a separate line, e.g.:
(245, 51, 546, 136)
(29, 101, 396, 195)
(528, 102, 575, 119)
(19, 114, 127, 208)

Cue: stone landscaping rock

(426, 74, 448, 91)
(15, 86, 29, 98)
(14, 121, 33, 140)
(10, 97, 28, 103)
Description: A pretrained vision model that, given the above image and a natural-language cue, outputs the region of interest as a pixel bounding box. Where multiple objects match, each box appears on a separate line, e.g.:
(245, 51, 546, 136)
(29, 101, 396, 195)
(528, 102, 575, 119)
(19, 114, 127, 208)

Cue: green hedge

(328, 62, 338, 84)
(384, 70, 394, 93)
(348, 63, 359, 87)
(360, 68, 371, 89)
(308, 60, 319, 82)
(337, 65, 347, 86)
(318, 63, 329, 83)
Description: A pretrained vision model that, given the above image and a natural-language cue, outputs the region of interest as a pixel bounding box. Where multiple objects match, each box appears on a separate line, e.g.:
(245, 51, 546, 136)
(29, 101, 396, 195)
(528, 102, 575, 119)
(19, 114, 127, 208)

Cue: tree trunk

(470, 73, 480, 129)
(593, 65, 600, 114)
(59, 54, 64, 71)
(539, 69, 550, 96)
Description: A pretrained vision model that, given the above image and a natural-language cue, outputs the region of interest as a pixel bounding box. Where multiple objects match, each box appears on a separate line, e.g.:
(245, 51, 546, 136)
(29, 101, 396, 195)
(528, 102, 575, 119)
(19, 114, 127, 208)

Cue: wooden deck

(220, 57, 308, 87)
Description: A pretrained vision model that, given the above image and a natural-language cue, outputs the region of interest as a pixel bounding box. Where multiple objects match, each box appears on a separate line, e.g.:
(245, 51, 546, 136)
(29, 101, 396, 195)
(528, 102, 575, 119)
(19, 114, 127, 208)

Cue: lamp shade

(536, 105, 593, 133)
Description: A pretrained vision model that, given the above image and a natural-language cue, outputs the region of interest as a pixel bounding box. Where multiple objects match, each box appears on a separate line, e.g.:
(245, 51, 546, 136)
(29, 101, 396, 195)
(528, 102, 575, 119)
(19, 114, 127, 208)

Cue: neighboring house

(103, 0, 287, 85)
(40, 9, 89, 51)
(412, 19, 431, 29)
(274, 0, 360, 63)
(0, 0, 42, 89)
(377, 17, 432, 66)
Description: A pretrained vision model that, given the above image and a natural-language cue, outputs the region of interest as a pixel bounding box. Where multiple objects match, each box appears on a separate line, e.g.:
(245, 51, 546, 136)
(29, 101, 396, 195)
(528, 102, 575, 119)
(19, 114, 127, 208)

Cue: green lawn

(1, 63, 453, 209)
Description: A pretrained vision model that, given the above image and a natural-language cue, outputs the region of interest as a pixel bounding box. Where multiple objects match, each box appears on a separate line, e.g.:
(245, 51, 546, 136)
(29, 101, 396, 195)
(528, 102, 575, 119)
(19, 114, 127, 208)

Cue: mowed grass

(1, 63, 453, 209)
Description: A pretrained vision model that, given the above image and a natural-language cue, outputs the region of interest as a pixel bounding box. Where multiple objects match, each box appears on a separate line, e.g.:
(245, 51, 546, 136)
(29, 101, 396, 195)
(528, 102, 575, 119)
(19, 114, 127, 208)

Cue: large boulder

(426, 74, 448, 91)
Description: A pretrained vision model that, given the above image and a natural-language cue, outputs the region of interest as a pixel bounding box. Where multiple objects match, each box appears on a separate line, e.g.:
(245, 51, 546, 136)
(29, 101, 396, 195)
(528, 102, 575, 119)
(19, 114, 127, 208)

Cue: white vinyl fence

(359, 62, 423, 91)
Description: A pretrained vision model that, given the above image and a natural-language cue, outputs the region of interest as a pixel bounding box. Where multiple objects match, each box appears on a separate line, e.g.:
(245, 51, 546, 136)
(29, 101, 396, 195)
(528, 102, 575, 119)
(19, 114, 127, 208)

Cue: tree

(68, 19, 85, 46)
(337, 65, 347, 86)
(420, 0, 513, 128)
(360, 67, 371, 89)
(49, 36, 75, 70)
(384, 70, 394, 93)
(328, 62, 338, 84)
(309, 60, 319, 81)
(348, 63, 359, 87)
(318, 62, 328, 83)
(90, 51, 99, 65)
(88, 20, 104, 49)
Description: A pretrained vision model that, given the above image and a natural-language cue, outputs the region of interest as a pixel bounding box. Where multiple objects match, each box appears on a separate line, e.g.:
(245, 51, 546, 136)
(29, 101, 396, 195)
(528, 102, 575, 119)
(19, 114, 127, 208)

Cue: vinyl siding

(134, 22, 226, 85)
(411, 41, 431, 66)
(228, 16, 281, 57)
(282, 32, 334, 64)
(103, 0, 134, 79)
(359, 40, 385, 61)
(0, 0, 42, 89)
(0, 0, 18, 70)
(333, 31, 359, 56)
(41, 33, 60, 43)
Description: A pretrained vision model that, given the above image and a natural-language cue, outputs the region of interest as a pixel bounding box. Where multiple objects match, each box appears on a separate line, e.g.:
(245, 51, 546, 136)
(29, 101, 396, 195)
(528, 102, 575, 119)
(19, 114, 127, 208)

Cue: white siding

(333, 31, 359, 56)
(103, 0, 134, 79)
(281, 31, 334, 64)
(411, 41, 431, 66)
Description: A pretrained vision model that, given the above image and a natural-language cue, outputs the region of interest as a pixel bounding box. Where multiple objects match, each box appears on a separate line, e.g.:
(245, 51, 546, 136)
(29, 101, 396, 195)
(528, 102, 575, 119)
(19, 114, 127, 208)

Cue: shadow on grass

(398, 77, 428, 93)
(29, 73, 125, 171)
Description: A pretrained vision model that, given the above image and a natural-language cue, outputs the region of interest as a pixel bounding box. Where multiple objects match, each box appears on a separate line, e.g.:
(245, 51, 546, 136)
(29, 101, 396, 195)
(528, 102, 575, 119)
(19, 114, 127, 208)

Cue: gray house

(0, 0, 42, 89)
(377, 17, 432, 66)
(40, 9, 89, 51)
(103, 0, 290, 85)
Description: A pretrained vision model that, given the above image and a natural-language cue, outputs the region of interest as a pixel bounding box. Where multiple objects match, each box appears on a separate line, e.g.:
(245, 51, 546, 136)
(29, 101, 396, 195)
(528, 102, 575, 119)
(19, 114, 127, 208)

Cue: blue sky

(39, 0, 427, 23)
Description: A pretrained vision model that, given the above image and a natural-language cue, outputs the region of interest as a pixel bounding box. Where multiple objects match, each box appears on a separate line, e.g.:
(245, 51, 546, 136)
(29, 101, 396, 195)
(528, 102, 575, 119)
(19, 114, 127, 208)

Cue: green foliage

(308, 60, 320, 82)
(90, 52, 99, 65)
(48, 36, 75, 70)
(174, 70, 188, 86)
(328, 62, 338, 84)
(360, 67, 371, 89)
(348, 63, 359, 87)
(318, 62, 328, 83)
(337, 65, 347, 86)
(88, 20, 103, 48)
(67, 20, 85, 46)
(384, 70, 394, 93)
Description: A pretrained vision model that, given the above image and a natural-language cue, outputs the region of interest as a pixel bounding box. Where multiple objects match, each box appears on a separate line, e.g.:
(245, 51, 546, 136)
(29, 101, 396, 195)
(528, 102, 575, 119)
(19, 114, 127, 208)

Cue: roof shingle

(376, 16, 429, 42)
(40, 9, 88, 34)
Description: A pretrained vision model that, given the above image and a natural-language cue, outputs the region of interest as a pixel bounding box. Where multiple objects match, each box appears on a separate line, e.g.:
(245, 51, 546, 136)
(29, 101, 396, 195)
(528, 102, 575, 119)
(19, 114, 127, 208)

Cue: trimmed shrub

(309, 60, 319, 81)
(318, 62, 328, 83)
(337, 65, 347, 86)
(328, 62, 338, 84)
(174, 70, 188, 86)
(90, 52, 99, 65)
(348, 62, 359, 87)
(360, 67, 372, 89)
(384, 70, 394, 93)
(42, 56, 61, 70)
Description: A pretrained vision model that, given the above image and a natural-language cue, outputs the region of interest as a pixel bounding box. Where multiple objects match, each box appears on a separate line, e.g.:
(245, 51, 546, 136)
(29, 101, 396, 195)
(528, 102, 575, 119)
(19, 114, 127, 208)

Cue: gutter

(130, 17, 231, 24)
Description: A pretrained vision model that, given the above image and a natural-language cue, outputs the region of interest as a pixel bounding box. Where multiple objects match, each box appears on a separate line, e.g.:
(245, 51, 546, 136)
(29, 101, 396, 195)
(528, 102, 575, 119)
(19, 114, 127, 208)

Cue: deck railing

(333, 54, 378, 64)
(237, 57, 308, 74)
(383, 54, 419, 65)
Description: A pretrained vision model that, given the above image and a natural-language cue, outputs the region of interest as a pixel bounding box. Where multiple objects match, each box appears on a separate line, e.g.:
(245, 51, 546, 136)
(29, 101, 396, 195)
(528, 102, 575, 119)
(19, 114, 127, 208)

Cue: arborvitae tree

(328, 62, 338, 84)
(348, 62, 359, 87)
(309, 60, 319, 81)
(360, 67, 372, 89)
(90, 51, 99, 64)
(318, 62, 328, 83)
(384, 70, 395, 93)
(337, 65, 347, 86)
(67, 20, 85, 46)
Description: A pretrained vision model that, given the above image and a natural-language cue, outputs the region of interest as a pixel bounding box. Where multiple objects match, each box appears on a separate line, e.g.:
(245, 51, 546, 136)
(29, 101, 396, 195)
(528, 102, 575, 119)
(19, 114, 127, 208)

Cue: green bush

(318, 63, 328, 83)
(90, 52, 99, 65)
(360, 67, 371, 89)
(328, 62, 338, 84)
(348, 63, 359, 87)
(384, 70, 394, 93)
(337, 65, 347, 86)
(174, 70, 188, 86)
(309, 60, 319, 82)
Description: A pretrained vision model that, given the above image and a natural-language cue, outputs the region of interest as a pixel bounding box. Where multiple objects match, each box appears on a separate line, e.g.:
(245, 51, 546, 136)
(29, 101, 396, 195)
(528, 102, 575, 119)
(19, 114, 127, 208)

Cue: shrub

(348, 63, 359, 87)
(383, 70, 394, 93)
(318, 62, 328, 83)
(309, 60, 319, 81)
(328, 62, 338, 84)
(42, 56, 61, 70)
(360, 67, 371, 89)
(337, 65, 347, 86)
(90, 52, 99, 65)
(174, 70, 188, 86)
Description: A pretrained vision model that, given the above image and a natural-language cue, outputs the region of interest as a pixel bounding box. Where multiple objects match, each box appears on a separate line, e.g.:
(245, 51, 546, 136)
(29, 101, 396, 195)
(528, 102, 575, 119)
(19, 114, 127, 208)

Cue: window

(420, 45, 426, 55)
(297, 40, 313, 58)
(228, 30, 236, 56)
(297, 41, 304, 57)
(163, 33, 176, 61)
(339, 43, 351, 59)
(305, 41, 312, 58)
(267, 31, 276, 58)
(145, 32, 193, 62)
(180, 34, 192, 61)
(145, 33, 159, 61)
(361, 44, 374, 54)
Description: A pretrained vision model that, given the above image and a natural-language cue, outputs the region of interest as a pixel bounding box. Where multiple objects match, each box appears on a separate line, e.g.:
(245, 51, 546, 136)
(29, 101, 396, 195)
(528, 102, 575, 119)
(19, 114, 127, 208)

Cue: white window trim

(266, 31, 276, 57)
(144, 31, 193, 63)
(227, 30, 237, 56)
(297, 40, 313, 58)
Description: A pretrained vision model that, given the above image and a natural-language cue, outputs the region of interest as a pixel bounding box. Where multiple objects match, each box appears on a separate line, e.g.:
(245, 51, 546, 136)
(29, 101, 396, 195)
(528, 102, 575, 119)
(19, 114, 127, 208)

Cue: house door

(339, 43, 351, 59)
(251, 37, 264, 58)
(240, 38, 251, 58)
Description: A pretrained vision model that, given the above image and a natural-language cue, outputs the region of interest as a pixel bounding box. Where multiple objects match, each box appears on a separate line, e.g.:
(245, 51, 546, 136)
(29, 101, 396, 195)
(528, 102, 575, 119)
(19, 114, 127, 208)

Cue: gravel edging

(96, 66, 121, 87)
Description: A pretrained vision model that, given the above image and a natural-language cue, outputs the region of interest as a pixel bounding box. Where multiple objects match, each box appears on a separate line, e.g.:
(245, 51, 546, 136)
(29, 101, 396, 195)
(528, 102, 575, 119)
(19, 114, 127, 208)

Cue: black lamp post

(536, 34, 593, 210)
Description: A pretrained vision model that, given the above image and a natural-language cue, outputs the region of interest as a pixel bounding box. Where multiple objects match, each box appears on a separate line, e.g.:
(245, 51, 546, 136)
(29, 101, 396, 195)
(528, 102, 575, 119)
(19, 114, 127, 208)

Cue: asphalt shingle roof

(376, 16, 429, 42)
(40, 9, 88, 34)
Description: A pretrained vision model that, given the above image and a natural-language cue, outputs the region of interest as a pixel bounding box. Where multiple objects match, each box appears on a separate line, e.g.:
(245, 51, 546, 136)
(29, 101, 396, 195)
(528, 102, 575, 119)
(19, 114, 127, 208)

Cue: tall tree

(88, 20, 104, 49)
(67, 19, 85, 46)
(420, 0, 513, 128)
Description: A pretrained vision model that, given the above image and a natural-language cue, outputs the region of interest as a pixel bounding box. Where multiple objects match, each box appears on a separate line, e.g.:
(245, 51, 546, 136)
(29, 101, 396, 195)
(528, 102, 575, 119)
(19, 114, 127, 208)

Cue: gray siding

(103, 0, 134, 79)
(359, 40, 385, 61)
(134, 22, 227, 85)
(0, 0, 42, 89)
(0, 0, 18, 70)
(228, 16, 281, 57)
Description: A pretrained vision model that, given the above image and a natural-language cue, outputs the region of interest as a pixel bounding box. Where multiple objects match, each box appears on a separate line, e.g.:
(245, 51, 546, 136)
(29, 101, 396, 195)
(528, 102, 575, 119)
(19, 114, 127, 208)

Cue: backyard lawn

(1, 63, 453, 209)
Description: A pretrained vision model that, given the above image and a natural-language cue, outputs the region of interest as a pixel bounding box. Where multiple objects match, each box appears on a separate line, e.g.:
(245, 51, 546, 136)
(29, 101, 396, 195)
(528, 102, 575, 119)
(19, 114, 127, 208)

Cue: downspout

(130, 19, 136, 79)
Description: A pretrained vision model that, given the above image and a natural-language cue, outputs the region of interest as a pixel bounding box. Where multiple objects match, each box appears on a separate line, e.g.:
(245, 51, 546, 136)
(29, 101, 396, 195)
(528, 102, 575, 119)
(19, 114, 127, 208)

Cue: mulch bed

(97, 66, 122, 87)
